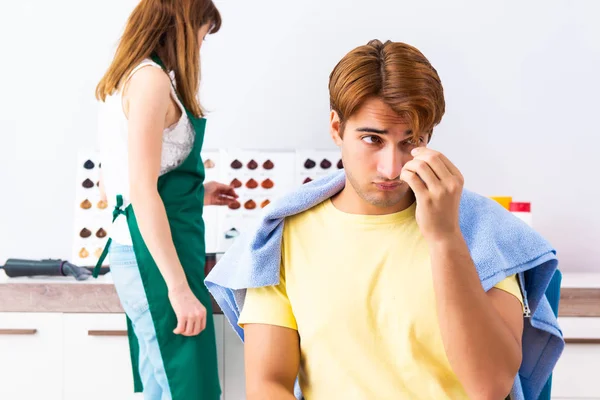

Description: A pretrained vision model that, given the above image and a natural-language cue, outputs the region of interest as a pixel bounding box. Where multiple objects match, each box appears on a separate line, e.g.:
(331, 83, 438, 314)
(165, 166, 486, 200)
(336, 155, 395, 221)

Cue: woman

(94, 1, 236, 399)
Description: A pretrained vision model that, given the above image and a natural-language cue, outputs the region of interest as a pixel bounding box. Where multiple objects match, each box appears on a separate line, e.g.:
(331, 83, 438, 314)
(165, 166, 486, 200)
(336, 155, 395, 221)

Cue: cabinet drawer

(0, 312, 63, 400)
(62, 313, 141, 400)
(552, 317, 600, 399)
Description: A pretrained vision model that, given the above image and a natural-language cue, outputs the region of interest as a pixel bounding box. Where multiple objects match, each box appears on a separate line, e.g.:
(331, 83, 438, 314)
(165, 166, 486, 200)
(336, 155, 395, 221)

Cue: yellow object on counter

(490, 196, 513, 210)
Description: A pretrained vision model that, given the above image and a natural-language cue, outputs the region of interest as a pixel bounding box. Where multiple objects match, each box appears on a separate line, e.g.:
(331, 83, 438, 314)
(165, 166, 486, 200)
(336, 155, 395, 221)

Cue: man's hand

(204, 181, 239, 206)
(400, 147, 464, 243)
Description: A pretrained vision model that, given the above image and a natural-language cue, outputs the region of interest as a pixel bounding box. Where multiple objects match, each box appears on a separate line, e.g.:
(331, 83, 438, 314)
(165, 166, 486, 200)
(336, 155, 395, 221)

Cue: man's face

(330, 97, 429, 214)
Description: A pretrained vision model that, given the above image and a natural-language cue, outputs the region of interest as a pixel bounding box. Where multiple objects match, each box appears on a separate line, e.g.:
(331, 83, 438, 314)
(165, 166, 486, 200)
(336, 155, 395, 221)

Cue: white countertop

(560, 273, 600, 288)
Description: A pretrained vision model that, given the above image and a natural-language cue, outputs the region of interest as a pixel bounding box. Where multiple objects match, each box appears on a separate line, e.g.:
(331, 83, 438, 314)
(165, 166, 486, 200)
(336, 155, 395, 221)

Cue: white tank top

(97, 59, 194, 245)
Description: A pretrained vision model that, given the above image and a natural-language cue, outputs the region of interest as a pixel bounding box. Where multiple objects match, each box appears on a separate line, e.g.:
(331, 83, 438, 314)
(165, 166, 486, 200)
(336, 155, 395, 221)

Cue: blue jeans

(109, 242, 172, 400)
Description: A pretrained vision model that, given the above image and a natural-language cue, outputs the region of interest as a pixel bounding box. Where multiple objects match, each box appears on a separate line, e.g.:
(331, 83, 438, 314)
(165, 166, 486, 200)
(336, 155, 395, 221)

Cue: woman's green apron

(94, 54, 221, 399)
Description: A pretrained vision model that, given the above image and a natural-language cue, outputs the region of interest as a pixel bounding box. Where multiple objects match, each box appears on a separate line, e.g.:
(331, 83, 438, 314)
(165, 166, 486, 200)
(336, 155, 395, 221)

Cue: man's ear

(330, 110, 343, 146)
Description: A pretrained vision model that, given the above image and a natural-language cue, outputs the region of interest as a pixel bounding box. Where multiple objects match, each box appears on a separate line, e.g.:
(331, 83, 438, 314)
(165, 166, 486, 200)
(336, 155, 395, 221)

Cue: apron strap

(92, 238, 112, 278)
(112, 194, 126, 222)
(92, 194, 127, 278)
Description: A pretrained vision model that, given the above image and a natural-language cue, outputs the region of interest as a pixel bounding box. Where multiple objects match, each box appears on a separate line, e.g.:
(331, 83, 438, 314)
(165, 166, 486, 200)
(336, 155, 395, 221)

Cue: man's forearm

(247, 381, 296, 400)
(429, 234, 522, 399)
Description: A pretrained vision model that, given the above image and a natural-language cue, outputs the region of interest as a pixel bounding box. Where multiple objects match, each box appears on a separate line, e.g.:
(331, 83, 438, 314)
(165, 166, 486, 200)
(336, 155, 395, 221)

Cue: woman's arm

(124, 66, 206, 337)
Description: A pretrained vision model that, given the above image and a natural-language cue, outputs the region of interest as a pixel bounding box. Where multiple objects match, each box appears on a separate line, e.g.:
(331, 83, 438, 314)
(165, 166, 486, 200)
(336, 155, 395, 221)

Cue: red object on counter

(509, 202, 531, 213)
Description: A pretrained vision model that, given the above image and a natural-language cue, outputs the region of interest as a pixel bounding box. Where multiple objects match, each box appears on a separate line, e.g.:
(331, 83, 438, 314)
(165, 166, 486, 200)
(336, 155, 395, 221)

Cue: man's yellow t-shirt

(238, 199, 523, 399)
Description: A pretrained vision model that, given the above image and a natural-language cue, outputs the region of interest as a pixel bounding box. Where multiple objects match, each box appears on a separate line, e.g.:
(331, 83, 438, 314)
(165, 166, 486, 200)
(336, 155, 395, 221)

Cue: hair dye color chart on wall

(70, 151, 112, 267)
(217, 149, 295, 252)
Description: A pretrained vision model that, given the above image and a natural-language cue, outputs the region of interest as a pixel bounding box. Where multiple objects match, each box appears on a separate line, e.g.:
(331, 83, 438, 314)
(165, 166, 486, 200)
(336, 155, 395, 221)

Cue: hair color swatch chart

(202, 149, 342, 253)
(72, 148, 343, 262)
(71, 151, 112, 267)
(213, 150, 295, 252)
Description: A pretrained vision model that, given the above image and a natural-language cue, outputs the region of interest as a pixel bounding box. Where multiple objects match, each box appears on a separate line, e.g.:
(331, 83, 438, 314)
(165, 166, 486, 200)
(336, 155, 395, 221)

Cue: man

(206, 40, 562, 400)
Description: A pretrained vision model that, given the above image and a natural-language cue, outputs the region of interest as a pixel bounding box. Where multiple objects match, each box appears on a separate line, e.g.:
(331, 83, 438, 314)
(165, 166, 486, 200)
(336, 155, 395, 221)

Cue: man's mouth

(374, 182, 402, 191)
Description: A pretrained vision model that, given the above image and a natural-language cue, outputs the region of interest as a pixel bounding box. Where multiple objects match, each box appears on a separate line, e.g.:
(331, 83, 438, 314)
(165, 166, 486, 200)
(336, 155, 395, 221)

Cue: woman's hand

(168, 282, 207, 336)
(204, 181, 238, 206)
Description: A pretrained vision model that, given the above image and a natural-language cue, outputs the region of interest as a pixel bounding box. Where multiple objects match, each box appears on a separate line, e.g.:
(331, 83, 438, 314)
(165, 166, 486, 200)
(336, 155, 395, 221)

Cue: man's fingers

(413, 153, 452, 181)
(413, 148, 462, 178)
(404, 159, 438, 189)
(400, 169, 427, 197)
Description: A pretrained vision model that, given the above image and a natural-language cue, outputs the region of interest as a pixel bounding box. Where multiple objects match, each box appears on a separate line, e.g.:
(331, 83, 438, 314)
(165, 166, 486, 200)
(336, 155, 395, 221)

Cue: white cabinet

(552, 344, 600, 399)
(551, 317, 600, 400)
(62, 313, 141, 400)
(0, 312, 238, 400)
(0, 312, 64, 400)
(63, 314, 228, 400)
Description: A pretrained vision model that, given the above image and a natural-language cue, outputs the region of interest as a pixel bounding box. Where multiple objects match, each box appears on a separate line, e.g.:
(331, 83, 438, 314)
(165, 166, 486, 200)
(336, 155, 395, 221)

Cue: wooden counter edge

(0, 282, 223, 314)
(0, 283, 597, 317)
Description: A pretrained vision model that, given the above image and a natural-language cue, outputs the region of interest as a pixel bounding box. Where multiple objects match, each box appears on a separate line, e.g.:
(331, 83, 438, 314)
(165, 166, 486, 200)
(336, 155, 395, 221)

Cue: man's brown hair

(329, 40, 445, 139)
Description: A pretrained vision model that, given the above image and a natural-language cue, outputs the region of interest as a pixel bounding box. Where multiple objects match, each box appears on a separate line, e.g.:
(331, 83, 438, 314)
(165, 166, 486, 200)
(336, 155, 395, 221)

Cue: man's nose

(376, 148, 405, 180)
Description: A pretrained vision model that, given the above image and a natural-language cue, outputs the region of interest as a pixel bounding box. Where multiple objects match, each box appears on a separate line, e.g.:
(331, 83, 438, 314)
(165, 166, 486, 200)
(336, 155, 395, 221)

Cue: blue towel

(205, 169, 564, 400)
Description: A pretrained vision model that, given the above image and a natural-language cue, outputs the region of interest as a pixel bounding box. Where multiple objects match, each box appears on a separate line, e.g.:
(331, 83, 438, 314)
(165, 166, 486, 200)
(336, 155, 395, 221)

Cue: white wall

(1, 0, 599, 272)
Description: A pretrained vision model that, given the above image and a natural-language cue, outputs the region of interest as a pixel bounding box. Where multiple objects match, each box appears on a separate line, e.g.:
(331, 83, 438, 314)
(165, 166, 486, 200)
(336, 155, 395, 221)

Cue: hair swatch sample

(320, 159, 332, 169)
(79, 248, 89, 258)
(246, 179, 258, 189)
(80, 199, 92, 209)
(83, 160, 95, 170)
(96, 228, 107, 238)
(244, 200, 256, 210)
(304, 159, 316, 169)
(261, 199, 271, 208)
(261, 179, 274, 189)
(247, 160, 258, 170)
(228, 200, 241, 210)
(80, 228, 92, 238)
(225, 228, 240, 239)
(82, 179, 95, 189)
(230, 159, 243, 169)
(262, 160, 274, 170)
(97, 200, 108, 210)
(204, 159, 215, 169)
(230, 178, 242, 188)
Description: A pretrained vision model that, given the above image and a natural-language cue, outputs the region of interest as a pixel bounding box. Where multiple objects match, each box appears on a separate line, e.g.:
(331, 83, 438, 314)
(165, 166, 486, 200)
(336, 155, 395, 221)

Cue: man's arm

(239, 254, 299, 400)
(429, 237, 523, 399)
(401, 147, 523, 400)
(244, 324, 300, 399)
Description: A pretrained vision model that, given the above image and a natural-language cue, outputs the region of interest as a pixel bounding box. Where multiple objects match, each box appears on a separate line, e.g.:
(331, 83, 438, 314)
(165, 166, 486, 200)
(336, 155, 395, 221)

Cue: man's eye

(362, 135, 381, 144)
